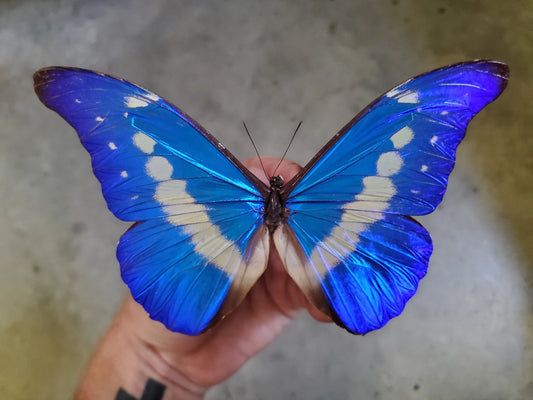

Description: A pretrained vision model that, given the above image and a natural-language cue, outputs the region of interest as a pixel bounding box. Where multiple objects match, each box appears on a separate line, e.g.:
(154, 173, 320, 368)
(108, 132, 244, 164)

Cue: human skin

(75, 157, 332, 400)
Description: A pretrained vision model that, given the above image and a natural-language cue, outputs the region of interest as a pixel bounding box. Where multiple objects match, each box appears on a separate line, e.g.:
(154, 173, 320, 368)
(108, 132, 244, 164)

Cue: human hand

(76, 157, 331, 400)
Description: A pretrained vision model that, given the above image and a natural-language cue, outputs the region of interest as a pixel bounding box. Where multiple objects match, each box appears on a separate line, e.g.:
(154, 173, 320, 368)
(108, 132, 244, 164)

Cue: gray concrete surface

(1, 1, 532, 399)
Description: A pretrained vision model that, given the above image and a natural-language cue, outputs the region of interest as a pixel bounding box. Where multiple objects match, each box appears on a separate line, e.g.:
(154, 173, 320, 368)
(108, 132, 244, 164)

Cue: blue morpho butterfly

(34, 61, 508, 336)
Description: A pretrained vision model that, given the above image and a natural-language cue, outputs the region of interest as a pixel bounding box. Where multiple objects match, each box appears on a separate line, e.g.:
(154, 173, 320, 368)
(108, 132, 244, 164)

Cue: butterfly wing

(275, 61, 509, 334)
(34, 67, 270, 335)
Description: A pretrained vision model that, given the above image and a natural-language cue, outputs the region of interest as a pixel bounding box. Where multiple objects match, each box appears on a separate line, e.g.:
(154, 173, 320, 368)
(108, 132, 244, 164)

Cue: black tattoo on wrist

(115, 378, 166, 400)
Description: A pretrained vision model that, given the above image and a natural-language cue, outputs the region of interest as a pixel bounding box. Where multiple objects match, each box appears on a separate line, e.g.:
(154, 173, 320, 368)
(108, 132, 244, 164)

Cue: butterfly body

(264, 176, 288, 233)
(34, 61, 508, 335)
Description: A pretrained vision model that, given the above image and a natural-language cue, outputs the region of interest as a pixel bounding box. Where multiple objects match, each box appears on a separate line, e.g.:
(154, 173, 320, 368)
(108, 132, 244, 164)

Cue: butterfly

(34, 61, 508, 336)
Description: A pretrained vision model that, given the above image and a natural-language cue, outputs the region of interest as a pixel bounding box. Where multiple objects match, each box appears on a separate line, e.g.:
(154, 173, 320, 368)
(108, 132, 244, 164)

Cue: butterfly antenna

(273, 120, 302, 177)
(243, 121, 268, 179)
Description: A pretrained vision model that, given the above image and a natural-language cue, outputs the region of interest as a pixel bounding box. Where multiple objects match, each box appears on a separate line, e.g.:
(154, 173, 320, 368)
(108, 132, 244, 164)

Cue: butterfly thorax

(264, 176, 287, 234)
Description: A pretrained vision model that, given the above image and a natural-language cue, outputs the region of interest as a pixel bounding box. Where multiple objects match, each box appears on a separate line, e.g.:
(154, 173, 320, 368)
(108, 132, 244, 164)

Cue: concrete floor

(1, 0, 532, 399)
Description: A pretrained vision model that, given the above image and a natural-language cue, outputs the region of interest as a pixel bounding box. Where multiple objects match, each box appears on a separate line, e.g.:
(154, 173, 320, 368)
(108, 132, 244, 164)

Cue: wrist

(75, 297, 207, 400)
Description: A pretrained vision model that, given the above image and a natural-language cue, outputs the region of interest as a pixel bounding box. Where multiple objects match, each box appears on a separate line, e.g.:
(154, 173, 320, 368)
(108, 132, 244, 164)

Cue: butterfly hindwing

(275, 61, 509, 334)
(118, 219, 269, 334)
(34, 68, 270, 334)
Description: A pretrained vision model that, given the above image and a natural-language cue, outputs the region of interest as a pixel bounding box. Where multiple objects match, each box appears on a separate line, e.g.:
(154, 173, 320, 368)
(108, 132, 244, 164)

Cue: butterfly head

(269, 175, 284, 189)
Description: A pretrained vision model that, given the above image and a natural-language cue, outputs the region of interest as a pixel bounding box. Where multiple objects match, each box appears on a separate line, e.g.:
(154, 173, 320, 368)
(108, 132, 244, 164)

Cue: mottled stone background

(0, 1, 531, 399)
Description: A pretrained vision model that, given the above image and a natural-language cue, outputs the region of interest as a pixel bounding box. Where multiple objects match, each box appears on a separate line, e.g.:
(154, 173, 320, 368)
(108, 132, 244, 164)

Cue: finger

(306, 301, 334, 323)
(243, 157, 301, 185)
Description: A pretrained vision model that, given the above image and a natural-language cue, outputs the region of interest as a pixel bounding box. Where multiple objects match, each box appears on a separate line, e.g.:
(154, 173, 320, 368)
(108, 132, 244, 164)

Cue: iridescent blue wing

(34, 67, 270, 335)
(275, 61, 509, 334)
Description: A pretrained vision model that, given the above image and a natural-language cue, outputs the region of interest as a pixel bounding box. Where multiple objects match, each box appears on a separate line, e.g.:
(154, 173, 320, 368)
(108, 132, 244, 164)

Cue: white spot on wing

(145, 92, 160, 102)
(154, 181, 209, 220)
(345, 201, 386, 213)
(123, 112, 129, 118)
(133, 132, 156, 154)
(343, 176, 396, 213)
(121, 171, 128, 178)
(153, 178, 244, 272)
(390, 126, 414, 149)
(95, 116, 104, 122)
(356, 176, 396, 204)
(185, 224, 237, 263)
(75, 99, 81, 104)
(430, 136, 438, 145)
(310, 246, 340, 275)
(398, 91, 419, 104)
(305, 174, 397, 277)
(308, 206, 382, 278)
(386, 87, 403, 98)
(377, 151, 403, 176)
(131, 195, 139, 200)
(108, 142, 117, 150)
(386, 83, 418, 104)
(146, 156, 173, 180)
(344, 229, 359, 244)
(440, 110, 449, 115)
(420, 165, 428, 172)
(125, 96, 149, 108)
